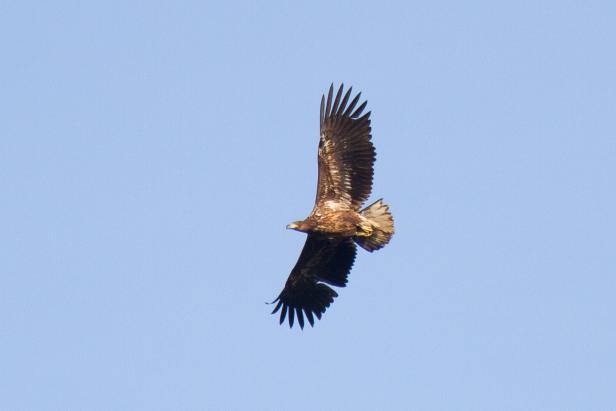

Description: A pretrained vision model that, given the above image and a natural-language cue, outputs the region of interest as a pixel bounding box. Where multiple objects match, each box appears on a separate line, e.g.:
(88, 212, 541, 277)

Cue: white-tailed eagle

(271, 84, 394, 329)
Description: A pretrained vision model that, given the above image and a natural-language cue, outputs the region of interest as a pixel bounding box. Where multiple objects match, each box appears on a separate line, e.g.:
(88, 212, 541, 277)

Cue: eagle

(271, 84, 395, 328)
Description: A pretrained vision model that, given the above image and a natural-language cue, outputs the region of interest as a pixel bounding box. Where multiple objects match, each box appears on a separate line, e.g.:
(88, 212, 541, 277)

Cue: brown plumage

(271, 84, 394, 329)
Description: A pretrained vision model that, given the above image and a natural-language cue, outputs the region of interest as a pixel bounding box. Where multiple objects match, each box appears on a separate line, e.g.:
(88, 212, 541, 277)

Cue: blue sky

(1, 1, 615, 410)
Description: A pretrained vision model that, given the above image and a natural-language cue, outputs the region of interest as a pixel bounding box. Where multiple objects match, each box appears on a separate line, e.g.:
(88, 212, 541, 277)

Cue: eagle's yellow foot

(356, 224, 373, 237)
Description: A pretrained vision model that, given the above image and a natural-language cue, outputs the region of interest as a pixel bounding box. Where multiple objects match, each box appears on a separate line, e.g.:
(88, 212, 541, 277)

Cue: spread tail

(354, 199, 394, 252)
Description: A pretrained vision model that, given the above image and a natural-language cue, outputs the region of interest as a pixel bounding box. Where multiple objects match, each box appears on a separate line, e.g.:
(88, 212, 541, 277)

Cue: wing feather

(343, 92, 361, 118)
(271, 235, 356, 329)
(315, 84, 375, 209)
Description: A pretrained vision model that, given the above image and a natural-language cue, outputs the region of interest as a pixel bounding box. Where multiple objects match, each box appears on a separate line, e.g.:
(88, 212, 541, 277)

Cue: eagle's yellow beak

(287, 222, 299, 230)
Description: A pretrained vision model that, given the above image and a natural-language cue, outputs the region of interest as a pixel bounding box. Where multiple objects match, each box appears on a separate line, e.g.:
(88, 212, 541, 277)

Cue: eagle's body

(289, 204, 371, 237)
(271, 84, 394, 329)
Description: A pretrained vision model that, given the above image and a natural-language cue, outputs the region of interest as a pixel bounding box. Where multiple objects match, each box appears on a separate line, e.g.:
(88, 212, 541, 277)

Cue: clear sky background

(1, 1, 615, 410)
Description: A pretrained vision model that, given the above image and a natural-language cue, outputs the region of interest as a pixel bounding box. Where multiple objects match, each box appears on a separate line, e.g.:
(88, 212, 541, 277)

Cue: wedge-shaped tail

(354, 199, 394, 252)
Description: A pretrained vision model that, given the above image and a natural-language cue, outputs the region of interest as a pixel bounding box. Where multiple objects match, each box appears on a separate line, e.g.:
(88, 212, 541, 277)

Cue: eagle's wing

(271, 235, 357, 328)
(315, 84, 375, 209)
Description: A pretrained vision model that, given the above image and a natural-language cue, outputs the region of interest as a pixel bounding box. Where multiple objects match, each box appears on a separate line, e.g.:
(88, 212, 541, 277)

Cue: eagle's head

(286, 220, 314, 233)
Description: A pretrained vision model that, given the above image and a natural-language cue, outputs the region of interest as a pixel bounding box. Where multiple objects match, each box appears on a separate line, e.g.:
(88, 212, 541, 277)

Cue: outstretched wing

(315, 84, 376, 209)
(271, 235, 357, 329)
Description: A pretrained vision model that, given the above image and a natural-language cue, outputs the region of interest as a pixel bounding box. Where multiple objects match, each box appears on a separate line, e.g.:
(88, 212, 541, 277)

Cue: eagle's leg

(355, 220, 374, 237)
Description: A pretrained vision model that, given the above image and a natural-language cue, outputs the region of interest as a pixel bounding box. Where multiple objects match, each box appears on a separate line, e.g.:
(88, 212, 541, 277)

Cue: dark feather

(351, 100, 368, 118)
(343, 92, 361, 118)
(324, 84, 333, 119)
(331, 84, 344, 119)
(271, 235, 356, 328)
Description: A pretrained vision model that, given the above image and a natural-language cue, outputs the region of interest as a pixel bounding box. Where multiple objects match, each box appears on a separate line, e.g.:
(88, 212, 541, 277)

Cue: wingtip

(351, 100, 368, 118)
(270, 298, 282, 314)
(289, 308, 295, 328)
(306, 310, 315, 327)
(297, 308, 305, 329)
(279, 305, 287, 324)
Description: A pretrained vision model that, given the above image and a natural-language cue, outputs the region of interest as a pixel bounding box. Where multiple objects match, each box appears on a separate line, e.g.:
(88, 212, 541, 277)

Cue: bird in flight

(271, 84, 394, 329)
